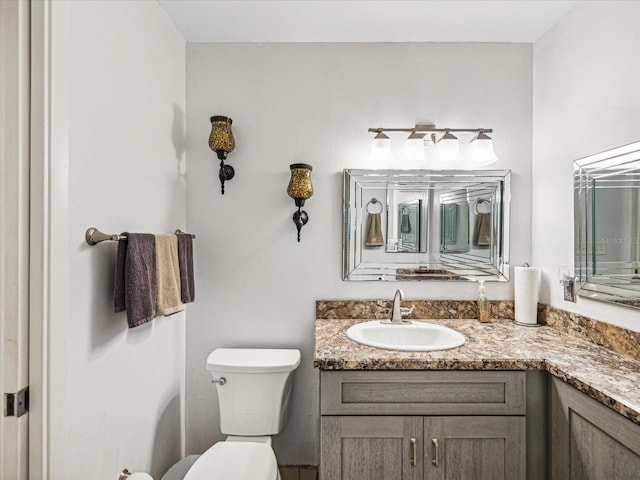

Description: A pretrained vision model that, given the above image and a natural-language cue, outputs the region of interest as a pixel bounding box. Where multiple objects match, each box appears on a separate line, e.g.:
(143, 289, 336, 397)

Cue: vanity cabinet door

(320, 416, 423, 480)
(550, 377, 640, 480)
(423, 416, 526, 480)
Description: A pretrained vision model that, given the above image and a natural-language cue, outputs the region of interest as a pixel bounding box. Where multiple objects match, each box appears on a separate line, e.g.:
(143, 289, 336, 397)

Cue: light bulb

(434, 131, 462, 167)
(468, 132, 498, 166)
(368, 131, 394, 167)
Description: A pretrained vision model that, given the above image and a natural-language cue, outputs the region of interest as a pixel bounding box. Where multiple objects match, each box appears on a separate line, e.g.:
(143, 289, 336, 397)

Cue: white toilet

(182, 348, 301, 480)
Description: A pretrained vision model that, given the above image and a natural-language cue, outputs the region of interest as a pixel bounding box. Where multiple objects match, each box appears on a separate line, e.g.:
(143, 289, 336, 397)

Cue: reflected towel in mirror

(400, 210, 411, 233)
(473, 213, 491, 246)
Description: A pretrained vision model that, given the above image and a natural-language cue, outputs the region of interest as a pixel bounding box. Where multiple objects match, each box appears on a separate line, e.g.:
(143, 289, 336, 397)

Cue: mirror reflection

(343, 169, 511, 281)
(574, 141, 640, 309)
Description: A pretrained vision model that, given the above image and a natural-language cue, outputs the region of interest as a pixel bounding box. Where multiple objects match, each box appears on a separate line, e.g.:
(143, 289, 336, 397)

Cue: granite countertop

(314, 318, 640, 425)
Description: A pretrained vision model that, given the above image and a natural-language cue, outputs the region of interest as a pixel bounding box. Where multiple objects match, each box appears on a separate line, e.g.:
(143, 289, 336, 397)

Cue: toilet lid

(207, 348, 301, 373)
(184, 442, 278, 480)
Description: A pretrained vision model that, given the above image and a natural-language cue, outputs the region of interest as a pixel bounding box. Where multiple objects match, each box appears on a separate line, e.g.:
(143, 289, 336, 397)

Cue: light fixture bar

(368, 125, 493, 134)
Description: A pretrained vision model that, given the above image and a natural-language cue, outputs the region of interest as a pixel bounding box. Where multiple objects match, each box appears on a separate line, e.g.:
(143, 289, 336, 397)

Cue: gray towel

(114, 238, 127, 313)
(114, 233, 157, 328)
(473, 213, 492, 246)
(400, 212, 411, 233)
(177, 232, 195, 303)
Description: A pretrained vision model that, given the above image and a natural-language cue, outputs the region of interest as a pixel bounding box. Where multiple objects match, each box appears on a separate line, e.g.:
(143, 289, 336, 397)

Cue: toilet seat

(184, 442, 279, 480)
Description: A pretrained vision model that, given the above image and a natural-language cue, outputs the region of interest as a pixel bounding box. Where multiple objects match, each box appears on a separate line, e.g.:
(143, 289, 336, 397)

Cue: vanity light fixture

(468, 132, 498, 166)
(368, 124, 497, 167)
(209, 115, 235, 194)
(368, 131, 394, 167)
(402, 131, 428, 166)
(434, 130, 462, 166)
(287, 163, 314, 242)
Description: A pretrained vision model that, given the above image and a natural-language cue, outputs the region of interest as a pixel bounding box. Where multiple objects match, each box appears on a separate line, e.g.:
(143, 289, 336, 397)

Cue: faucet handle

(400, 305, 415, 317)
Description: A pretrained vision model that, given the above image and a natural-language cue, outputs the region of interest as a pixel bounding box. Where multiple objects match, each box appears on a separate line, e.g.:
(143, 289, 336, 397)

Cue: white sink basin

(346, 320, 465, 352)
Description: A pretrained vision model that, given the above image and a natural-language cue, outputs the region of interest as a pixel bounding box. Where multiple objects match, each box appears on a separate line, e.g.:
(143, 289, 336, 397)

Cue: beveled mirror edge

(574, 140, 640, 310)
(342, 169, 511, 282)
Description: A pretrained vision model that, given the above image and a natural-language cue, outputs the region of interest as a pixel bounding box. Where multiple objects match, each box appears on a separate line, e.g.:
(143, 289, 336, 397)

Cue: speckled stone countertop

(314, 318, 640, 425)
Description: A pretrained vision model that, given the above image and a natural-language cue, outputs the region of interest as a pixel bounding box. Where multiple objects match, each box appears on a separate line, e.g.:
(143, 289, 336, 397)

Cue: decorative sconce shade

(287, 163, 313, 242)
(434, 131, 462, 166)
(368, 131, 394, 167)
(468, 132, 498, 166)
(208, 115, 235, 194)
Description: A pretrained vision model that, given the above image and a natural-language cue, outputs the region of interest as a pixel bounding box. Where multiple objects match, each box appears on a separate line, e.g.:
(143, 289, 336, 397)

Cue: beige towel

(155, 234, 185, 316)
(365, 213, 384, 247)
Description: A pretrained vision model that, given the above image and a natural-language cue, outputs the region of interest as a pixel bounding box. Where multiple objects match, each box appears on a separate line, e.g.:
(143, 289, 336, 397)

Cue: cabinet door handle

(410, 437, 417, 467)
(431, 438, 439, 467)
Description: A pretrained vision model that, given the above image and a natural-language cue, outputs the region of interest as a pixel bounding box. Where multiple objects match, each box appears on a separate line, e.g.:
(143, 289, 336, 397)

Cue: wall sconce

(208, 115, 235, 194)
(368, 124, 497, 168)
(287, 163, 313, 242)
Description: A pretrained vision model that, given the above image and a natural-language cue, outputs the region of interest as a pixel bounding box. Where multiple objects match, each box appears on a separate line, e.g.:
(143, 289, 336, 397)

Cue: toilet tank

(206, 348, 301, 436)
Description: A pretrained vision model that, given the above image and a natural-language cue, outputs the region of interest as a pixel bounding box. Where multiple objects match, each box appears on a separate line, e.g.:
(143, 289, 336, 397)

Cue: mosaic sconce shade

(287, 163, 313, 242)
(209, 115, 235, 194)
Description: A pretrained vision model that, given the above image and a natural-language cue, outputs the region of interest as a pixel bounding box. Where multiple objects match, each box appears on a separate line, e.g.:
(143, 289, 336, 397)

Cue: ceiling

(157, 0, 578, 43)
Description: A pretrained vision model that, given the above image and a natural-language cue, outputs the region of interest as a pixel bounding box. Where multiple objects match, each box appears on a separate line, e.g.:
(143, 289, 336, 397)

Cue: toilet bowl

(184, 442, 279, 480)
(179, 348, 300, 480)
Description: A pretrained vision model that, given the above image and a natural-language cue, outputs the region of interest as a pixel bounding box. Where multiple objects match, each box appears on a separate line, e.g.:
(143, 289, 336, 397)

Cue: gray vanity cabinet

(423, 416, 525, 480)
(319, 371, 527, 480)
(321, 416, 422, 480)
(320, 415, 524, 480)
(550, 377, 640, 479)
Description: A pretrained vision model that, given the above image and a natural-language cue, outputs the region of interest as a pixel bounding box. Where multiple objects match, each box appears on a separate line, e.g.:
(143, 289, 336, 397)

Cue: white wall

(533, 1, 640, 331)
(186, 42, 532, 464)
(50, 2, 186, 479)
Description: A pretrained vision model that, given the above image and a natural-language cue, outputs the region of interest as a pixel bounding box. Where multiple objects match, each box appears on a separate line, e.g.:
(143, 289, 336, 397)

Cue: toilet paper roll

(514, 266, 541, 325)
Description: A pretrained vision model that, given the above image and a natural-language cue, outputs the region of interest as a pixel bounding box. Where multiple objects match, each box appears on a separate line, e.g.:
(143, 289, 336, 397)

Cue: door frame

(1, 1, 31, 478)
(29, 0, 71, 478)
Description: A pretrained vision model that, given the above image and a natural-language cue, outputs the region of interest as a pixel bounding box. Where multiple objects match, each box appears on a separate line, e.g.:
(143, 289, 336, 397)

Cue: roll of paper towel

(121, 472, 153, 480)
(514, 266, 541, 325)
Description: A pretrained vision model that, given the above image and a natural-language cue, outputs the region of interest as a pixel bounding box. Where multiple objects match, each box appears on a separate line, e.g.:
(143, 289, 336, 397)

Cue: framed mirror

(574, 140, 640, 309)
(343, 169, 511, 281)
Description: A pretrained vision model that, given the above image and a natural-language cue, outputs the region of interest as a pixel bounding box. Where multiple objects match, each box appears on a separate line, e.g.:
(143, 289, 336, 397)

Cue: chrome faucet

(385, 289, 414, 324)
(391, 289, 405, 322)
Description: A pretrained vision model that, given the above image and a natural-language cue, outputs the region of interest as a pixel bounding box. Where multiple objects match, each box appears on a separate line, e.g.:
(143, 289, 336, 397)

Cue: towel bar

(85, 227, 195, 246)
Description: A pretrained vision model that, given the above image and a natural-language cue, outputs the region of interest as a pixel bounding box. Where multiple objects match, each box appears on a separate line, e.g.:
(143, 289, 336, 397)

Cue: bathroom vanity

(320, 370, 527, 479)
(315, 315, 640, 480)
(549, 376, 640, 479)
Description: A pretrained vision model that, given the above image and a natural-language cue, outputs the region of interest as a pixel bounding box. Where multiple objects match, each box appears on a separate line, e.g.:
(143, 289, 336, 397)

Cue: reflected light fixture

(209, 115, 235, 194)
(468, 132, 498, 166)
(368, 131, 394, 167)
(367, 124, 497, 168)
(287, 163, 313, 242)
